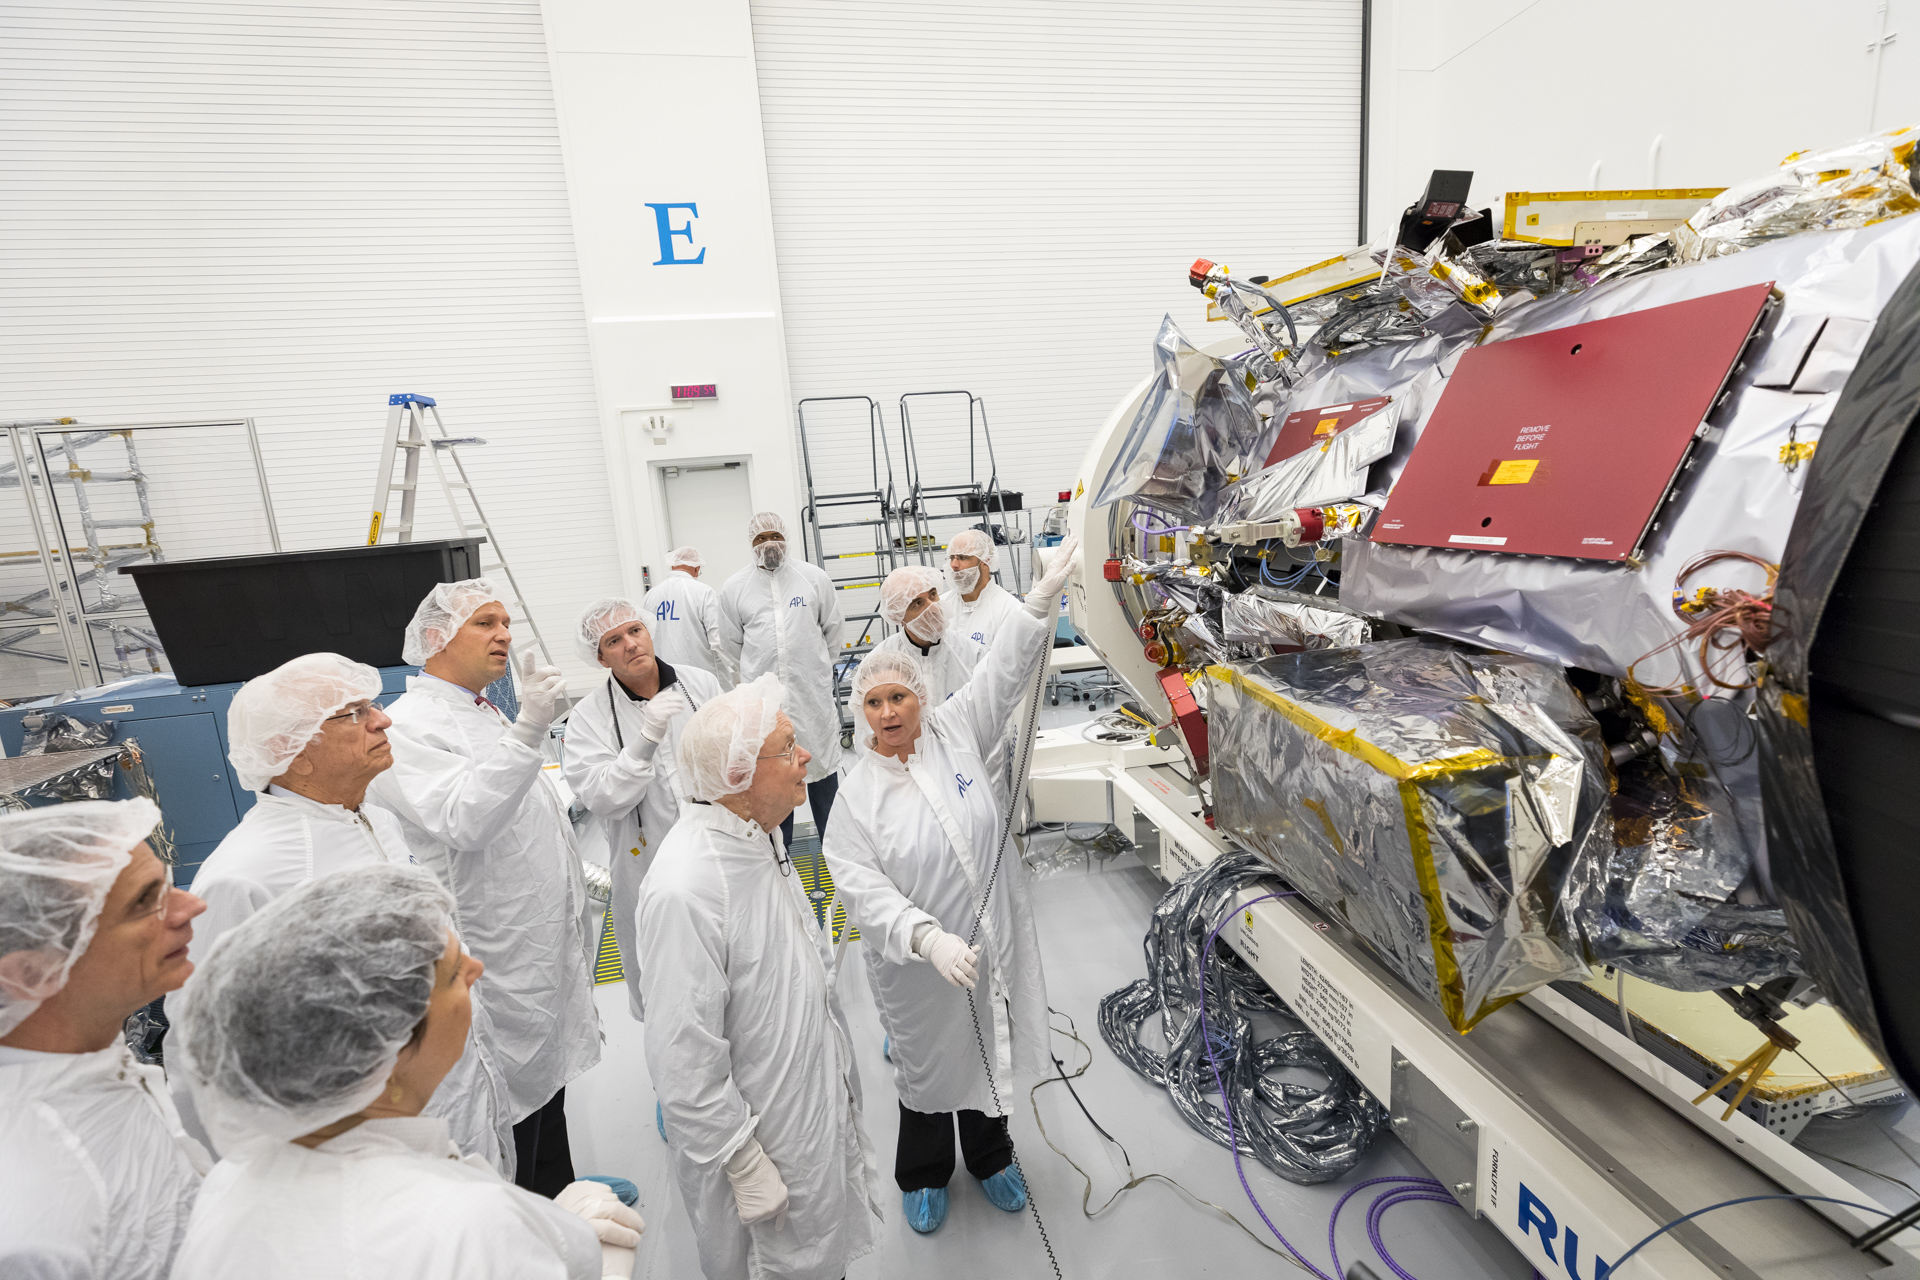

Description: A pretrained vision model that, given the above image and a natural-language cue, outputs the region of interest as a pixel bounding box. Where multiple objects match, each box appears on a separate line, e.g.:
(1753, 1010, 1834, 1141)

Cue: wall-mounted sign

(646, 202, 705, 265)
(670, 384, 718, 401)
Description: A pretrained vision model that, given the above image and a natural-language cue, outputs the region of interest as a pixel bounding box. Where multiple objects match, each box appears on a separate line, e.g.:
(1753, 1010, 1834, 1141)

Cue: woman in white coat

(868, 564, 980, 705)
(634, 676, 882, 1280)
(561, 598, 722, 1022)
(170, 865, 643, 1280)
(823, 535, 1078, 1234)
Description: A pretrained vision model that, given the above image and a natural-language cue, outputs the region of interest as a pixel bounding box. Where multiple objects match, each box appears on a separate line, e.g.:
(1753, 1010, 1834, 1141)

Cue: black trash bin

(121, 539, 484, 686)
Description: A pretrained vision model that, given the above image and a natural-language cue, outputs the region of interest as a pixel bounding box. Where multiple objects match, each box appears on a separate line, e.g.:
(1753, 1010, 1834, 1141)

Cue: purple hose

(1366, 1189, 1458, 1280)
(1130, 508, 1190, 535)
(1328, 1176, 1444, 1278)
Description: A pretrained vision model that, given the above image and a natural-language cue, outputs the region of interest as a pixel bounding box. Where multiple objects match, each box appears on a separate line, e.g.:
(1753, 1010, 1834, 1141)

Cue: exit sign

(671, 383, 718, 401)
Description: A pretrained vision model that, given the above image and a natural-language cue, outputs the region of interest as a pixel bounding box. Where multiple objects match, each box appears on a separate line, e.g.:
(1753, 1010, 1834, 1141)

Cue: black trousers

(513, 1087, 576, 1198)
(895, 1102, 1013, 1191)
(780, 773, 840, 848)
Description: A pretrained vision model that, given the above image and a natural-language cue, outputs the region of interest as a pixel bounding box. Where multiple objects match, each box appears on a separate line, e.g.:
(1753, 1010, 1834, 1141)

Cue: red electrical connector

(1156, 666, 1209, 776)
(1103, 558, 1123, 582)
(1294, 506, 1326, 544)
(1189, 258, 1216, 289)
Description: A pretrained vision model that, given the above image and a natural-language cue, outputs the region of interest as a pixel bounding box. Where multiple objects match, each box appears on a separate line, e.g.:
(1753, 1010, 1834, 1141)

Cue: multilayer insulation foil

(1206, 638, 1610, 1032)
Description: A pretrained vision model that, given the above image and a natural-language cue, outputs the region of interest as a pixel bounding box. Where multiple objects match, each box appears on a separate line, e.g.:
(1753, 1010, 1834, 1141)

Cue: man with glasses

(0, 797, 213, 1280)
(635, 674, 882, 1280)
(172, 652, 515, 1176)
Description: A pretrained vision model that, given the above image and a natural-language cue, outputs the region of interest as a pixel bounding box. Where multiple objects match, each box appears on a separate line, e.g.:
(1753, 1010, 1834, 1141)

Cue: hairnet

(676, 673, 787, 800)
(0, 798, 162, 1037)
(402, 577, 504, 666)
(948, 527, 997, 569)
(746, 511, 787, 540)
(667, 546, 703, 570)
(878, 565, 941, 628)
(227, 654, 383, 792)
(851, 646, 930, 708)
(175, 865, 456, 1154)
(576, 596, 645, 666)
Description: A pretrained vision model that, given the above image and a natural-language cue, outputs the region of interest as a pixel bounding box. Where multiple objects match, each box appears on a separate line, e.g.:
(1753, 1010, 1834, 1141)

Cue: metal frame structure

(896, 390, 1014, 571)
(0, 417, 280, 694)
(795, 395, 905, 738)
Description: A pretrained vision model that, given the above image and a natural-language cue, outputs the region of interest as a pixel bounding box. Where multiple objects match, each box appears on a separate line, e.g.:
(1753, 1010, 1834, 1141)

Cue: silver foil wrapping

(1207, 638, 1610, 1032)
(1220, 397, 1405, 520)
(1092, 314, 1274, 525)
(1221, 594, 1369, 651)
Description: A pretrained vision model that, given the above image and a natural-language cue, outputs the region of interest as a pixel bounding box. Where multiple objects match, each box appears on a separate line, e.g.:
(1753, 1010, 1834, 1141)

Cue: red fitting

(1295, 506, 1326, 544)
(1102, 557, 1124, 582)
(1188, 258, 1216, 289)
(1143, 641, 1168, 665)
(1204, 812, 1217, 830)
(1137, 622, 1157, 642)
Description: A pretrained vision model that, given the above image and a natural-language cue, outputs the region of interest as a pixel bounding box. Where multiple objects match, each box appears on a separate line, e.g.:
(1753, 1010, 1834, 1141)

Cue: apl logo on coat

(789, 596, 806, 608)
(655, 600, 680, 622)
(955, 773, 973, 798)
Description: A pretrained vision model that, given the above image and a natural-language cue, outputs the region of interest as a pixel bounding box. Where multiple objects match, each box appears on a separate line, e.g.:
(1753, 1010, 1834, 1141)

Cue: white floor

(567, 847, 1535, 1280)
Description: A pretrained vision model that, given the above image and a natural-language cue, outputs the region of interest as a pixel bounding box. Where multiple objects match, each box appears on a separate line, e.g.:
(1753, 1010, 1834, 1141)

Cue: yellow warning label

(1074, 480, 1085, 499)
(1489, 459, 1539, 485)
(366, 512, 383, 546)
(1314, 417, 1340, 437)
(1779, 441, 1818, 465)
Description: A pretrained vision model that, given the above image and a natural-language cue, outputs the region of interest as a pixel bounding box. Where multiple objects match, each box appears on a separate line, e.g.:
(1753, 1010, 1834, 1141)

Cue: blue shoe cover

(904, 1186, 949, 1233)
(980, 1163, 1028, 1212)
(580, 1174, 639, 1207)
(656, 1100, 666, 1142)
(883, 1034, 891, 1062)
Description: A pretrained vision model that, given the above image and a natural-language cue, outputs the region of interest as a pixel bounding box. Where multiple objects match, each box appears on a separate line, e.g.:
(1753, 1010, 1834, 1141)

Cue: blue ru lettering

(656, 600, 680, 622)
(1518, 1184, 1615, 1279)
(955, 773, 973, 797)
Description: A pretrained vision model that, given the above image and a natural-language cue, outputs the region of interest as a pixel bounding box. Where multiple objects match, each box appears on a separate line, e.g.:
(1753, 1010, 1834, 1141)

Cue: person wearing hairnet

(166, 652, 514, 1176)
(369, 578, 600, 1197)
(562, 598, 722, 1024)
(947, 527, 1025, 652)
(169, 865, 644, 1279)
(869, 564, 981, 705)
(824, 535, 1079, 1234)
(0, 798, 212, 1279)
(642, 546, 734, 686)
(634, 675, 882, 1280)
(715, 512, 845, 848)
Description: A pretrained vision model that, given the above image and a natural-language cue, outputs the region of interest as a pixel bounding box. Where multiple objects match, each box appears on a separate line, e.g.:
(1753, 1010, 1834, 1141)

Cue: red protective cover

(1371, 283, 1772, 561)
(1264, 395, 1392, 468)
(1157, 667, 1209, 776)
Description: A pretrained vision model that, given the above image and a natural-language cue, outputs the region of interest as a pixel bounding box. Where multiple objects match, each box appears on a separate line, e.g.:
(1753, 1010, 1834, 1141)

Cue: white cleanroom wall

(750, 0, 1367, 516)
(0, 0, 622, 689)
(1365, 0, 1920, 239)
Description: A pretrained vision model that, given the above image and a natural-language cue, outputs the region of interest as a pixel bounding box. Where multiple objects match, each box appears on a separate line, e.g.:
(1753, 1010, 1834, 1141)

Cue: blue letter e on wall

(647, 202, 705, 265)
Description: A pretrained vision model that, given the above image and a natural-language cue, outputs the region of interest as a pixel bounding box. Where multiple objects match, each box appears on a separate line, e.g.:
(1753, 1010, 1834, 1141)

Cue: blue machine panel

(0, 667, 415, 881)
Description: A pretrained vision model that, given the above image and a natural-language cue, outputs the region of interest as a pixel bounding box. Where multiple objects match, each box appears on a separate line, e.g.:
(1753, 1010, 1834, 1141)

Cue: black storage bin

(121, 539, 484, 685)
(958, 490, 1023, 514)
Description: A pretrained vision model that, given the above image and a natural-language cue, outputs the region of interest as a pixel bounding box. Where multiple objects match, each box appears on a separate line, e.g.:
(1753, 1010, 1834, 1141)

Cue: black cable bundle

(1098, 852, 1386, 1184)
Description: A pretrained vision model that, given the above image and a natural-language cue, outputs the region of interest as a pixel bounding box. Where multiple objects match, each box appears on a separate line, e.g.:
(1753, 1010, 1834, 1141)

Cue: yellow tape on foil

(1207, 664, 1511, 1032)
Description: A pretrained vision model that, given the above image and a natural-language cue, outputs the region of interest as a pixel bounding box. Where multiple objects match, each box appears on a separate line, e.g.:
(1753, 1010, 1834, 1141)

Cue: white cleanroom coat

(369, 675, 601, 1120)
(716, 558, 845, 781)
(168, 1115, 600, 1280)
(169, 789, 515, 1175)
(636, 803, 881, 1280)
(561, 660, 724, 1019)
(0, 1042, 210, 1280)
(871, 630, 981, 705)
(825, 604, 1053, 1114)
(952, 579, 1024, 653)
(643, 569, 735, 686)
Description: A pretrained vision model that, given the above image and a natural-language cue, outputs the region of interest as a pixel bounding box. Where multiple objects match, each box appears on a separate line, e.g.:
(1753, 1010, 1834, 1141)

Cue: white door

(660, 462, 755, 588)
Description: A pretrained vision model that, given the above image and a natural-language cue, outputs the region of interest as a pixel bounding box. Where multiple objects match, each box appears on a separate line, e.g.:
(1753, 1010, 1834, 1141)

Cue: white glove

(916, 926, 981, 990)
(555, 1180, 646, 1252)
(508, 648, 568, 748)
(724, 1138, 790, 1227)
(640, 685, 693, 744)
(1024, 532, 1081, 618)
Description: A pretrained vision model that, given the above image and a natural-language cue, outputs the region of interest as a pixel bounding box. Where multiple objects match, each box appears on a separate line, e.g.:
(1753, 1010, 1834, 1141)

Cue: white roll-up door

(0, 0, 618, 682)
(752, 0, 1365, 531)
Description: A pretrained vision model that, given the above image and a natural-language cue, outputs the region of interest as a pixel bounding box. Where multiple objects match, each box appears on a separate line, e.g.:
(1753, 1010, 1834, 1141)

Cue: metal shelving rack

(896, 390, 1015, 571)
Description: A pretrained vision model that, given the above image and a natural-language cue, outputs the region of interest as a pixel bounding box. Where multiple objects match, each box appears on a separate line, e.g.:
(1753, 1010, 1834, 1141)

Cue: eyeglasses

(132, 864, 179, 924)
(324, 701, 378, 725)
(757, 740, 798, 761)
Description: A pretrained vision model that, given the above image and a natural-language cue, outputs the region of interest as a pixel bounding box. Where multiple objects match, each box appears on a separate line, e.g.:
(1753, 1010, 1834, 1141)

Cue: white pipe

(1647, 134, 1664, 187)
